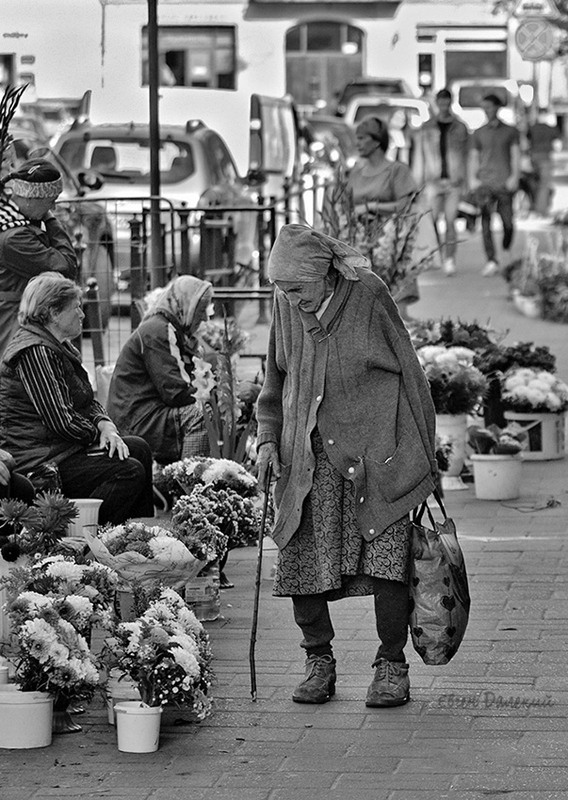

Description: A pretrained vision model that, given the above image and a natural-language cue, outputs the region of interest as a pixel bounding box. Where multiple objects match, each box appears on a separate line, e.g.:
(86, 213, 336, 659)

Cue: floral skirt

(273, 430, 410, 598)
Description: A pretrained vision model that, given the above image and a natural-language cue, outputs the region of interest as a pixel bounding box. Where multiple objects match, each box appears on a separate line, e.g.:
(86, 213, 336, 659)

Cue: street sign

(515, 18, 556, 60)
(513, 0, 559, 18)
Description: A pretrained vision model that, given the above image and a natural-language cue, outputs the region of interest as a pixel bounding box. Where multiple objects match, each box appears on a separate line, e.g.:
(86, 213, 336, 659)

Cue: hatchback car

(54, 120, 259, 295)
(335, 77, 417, 117)
(342, 95, 432, 130)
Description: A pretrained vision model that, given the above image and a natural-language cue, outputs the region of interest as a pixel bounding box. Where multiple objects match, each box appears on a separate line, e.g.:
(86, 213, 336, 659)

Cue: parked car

(5, 126, 115, 328)
(342, 95, 432, 130)
(53, 119, 260, 297)
(450, 78, 521, 132)
(334, 77, 417, 117)
(301, 115, 358, 173)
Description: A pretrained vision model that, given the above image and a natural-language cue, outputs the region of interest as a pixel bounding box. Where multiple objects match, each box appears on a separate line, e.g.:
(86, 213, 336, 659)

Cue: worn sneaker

(365, 658, 410, 707)
(443, 257, 456, 276)
(482, 260, 499, 277)
(292, 654, 336, 704)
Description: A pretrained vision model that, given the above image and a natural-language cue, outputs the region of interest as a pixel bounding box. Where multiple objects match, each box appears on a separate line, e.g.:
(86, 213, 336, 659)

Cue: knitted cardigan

(256, 268, 437, 549)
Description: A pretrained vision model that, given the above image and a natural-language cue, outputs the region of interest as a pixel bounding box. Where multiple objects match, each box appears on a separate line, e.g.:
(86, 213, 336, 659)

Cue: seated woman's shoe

(219, 571, 234, 589)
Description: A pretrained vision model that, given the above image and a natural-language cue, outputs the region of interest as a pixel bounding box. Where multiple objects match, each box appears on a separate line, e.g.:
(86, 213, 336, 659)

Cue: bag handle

(412, 488, 448, 527)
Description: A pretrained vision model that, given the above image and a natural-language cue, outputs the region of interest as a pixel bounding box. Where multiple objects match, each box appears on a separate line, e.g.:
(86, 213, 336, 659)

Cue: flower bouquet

(1, 592, 99, 705)
(416, 346, 488, 415)
(408, 318, 503, 352)
(0, 555, 119, 633)
(0, 491, 79, 564)
(500, 368, 568, 414)
(85, 515, 228, 591)
(467, 423, 527, 455)
(100, 587, 213, 719)
(160, 456, 258, 498)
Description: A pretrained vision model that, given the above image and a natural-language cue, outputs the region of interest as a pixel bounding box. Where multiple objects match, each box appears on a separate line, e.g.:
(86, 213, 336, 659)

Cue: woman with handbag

(256, 224, 438, 707)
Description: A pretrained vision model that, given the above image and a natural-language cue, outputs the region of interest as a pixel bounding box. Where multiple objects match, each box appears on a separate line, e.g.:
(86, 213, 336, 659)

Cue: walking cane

(249, 462, 273, 702)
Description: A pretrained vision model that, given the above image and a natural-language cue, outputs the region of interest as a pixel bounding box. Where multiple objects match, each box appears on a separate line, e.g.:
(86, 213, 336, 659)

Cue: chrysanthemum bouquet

(86, 516, 227, 590)
(0, 491, 79, 563)
(500, 368, 568, 414)
(100, 587, 213, 718)
(160, 456, 258, 498)
(2, 592, 99, 703)
(0, 555, 119, 633)
(417, 345, 488, 415)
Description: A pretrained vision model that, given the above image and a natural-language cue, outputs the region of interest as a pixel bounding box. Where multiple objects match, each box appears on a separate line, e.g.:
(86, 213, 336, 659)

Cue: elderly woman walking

(0, 273, 154, 525)
(256, 224, 437, 707)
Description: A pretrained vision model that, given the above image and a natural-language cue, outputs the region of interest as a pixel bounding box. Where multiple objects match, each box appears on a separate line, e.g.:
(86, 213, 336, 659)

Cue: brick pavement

(2, 215, 568, 799)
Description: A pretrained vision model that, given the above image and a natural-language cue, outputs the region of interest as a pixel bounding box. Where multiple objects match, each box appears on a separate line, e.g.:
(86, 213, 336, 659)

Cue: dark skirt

(273, 430, 410, 598)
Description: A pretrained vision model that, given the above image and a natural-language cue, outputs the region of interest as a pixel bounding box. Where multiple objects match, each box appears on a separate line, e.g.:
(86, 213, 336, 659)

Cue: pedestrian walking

(527, 110, 561, 217)
(469, 93, 521, 277)
(256, 223, 438, 708)
(413, 87, 470, 276)
(0, 158, 77, 360)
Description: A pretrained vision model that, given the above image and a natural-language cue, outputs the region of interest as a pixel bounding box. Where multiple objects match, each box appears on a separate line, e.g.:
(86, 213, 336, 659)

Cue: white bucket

(0, 685, 53, 749)
(115, 701, 162, 753)
(504, 411, 565, 461)
(470, 454, 523, 500)
(261, 537, 279, 581)
(436, 413, 468, 480)
(67, 498, 103, 538)
(106, 669, 141, 725)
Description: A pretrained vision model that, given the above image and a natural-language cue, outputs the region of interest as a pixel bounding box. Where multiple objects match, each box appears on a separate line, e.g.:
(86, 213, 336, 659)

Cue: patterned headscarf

(144, 275, 213, 333)
(4, 158, 63, 199)
(267, 224, 369, 283)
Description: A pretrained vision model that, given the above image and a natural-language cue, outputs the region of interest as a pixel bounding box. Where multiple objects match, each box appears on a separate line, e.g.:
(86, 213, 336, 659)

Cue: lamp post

(147, 0, 164, 289)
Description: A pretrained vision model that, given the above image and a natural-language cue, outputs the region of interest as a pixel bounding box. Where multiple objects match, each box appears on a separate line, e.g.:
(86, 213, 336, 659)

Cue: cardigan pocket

(368, 430, 432, 503)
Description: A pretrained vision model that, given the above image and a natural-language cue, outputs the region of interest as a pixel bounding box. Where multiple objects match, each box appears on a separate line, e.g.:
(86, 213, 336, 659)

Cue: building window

(286, 22, 362, 55)
(141, 26, 236, 89)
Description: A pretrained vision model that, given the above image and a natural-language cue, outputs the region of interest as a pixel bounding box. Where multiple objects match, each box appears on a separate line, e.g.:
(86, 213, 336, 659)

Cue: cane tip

(251, 692, 257, 702)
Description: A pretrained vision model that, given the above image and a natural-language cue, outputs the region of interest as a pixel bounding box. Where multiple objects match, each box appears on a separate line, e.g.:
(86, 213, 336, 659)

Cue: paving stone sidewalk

(2, 215, 568, 799)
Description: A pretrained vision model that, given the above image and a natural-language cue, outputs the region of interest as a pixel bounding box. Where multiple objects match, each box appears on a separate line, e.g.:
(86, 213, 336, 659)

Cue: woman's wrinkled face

(49, 297, 84, 340)
(275, 279, 330, 313)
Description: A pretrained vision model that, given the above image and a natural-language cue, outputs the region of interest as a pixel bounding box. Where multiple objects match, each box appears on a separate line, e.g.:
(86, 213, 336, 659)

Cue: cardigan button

(328, 438, 334, 445)
(369, 528, 375, 535)
(359, 496, 364, 503)
(316, 395, 322, 401)
(348, 467, 355, 474)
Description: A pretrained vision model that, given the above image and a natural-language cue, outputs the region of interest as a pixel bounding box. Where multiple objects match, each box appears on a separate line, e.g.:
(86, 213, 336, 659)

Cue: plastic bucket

(470, 454, 523, 500)
(261, 537, 279, 581)
(115, 701, 162, 753)
(0, 686, 53, 749)
(67, 498, 103, 538)
(106, 670, 141, 725)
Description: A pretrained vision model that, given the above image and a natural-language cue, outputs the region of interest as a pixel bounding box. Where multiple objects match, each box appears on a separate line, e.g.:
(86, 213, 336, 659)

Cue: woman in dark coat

(107, 275, 214, 465)
(0, 273, 153, 525)
(256, 224, 437, 708)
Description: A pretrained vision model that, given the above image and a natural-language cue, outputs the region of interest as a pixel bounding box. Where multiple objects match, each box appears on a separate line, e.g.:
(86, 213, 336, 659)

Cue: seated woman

(106, 275, 214, 465)
(0, 273, 154, 526)
(0, 447, 34, 503)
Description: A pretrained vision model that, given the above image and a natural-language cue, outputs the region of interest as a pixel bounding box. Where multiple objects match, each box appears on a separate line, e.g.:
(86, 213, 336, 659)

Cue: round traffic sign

(515, 18, 556, 61)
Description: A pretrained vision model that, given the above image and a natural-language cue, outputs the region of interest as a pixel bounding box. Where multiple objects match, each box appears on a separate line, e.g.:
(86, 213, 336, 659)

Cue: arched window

(286, 21, 364, 109)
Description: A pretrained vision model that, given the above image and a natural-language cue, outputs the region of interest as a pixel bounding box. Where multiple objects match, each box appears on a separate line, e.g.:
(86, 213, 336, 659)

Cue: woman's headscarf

(267, 224, 370, 283)
(144, 275, 213, 333)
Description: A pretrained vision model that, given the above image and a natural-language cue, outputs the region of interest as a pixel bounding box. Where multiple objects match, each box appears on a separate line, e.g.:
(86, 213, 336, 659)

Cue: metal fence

(58, 171, 332, 369)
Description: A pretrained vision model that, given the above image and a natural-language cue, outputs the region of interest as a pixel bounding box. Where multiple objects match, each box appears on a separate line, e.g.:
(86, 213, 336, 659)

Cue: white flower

(171, 646, 200, 679)
(46, 561, 85, 581)
(148, 536, 191, 561)
(545, 392, 562, 411)
(17, 591, 52, 612)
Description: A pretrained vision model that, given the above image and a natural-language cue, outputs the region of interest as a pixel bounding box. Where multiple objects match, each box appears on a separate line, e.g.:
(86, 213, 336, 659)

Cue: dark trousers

(58, 435, 154, 525)
(292, 578, 409, 664)
(0, 473, 35, 503)
(478, 187, 514, 262)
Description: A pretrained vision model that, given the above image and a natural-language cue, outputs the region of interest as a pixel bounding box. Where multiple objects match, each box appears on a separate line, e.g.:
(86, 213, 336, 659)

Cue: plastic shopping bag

(409, 490, 471, 665)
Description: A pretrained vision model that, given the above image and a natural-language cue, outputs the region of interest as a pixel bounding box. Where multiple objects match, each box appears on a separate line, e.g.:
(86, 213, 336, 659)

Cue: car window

(58, 136, 195, 184)
(202, 132, 240, 185)
(458, 86, 510, 109)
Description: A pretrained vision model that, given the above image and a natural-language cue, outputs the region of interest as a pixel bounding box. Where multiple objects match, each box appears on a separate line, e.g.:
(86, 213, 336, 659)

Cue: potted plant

(416, 345, 488, 488)
(100, 587, 213, 752)
(500, 368, 568, 460)
(467, 423, 527, 500)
